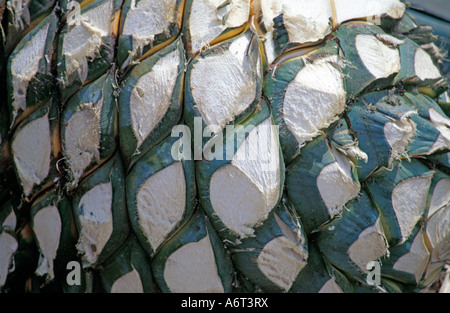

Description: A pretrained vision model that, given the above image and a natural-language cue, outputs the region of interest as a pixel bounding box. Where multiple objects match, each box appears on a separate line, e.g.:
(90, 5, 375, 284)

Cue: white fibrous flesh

(257, 214, 307, 291)
(317, 145, 360, 218)
(260, 0, 332, 45)
(130, 49, 180, 148)
(426, 209, 450, 263)
(188, 0, 250, 53)
(334, 0, 405, 25)
(33, 206, 62, 280)
(122, 0, 178, 56)
(10, 24, 50, 122)
(76, 183, 113, 268)
(425, 182, 450, 263)
(391, 176, 433, 243)
(347, 219, 388, 272)
(136, 162, 186, 252)
(428, 179, 450, 218)
(191, 32, 258, 134)
(414, 48, 442, 80)
(0, 233, 18, 287)
(428, 109, 450, 154)
(355, 34, 401, 79)
(65, 102, 101, 186)
(0, 210, 18, 287)
(319, 278, 344, 293)
(283, 56, 346, 147)
(111, 267, 144, 293)
(209, 118, 280, 238)
(2, 210, 17, 231)
(393, 231, 430, 283)
(12, 113, 51, 197)
(164, 235, 224, 293)
(62, 0, 112, 82)
(383, 112, 417, 165)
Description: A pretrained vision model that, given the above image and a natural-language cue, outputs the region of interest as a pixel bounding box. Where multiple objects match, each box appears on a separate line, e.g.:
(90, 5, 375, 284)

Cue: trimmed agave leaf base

(0, 0, 449, 293)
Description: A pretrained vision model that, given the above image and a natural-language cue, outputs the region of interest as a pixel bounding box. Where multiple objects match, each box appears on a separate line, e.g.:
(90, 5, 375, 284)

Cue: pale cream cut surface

(210, 118, 280, 238)
(334, 0, 405, 25)
(122, 0, 178, 55)
(428, 178, 450, 218)
(414, 48, 442, 80)
(111, 267, 144, 293)
(257, 236, 307, 291)
(319, 278, 344, 293)
(348, 219, 388, 272)
(191, 32, 258, 134)
(376, 34, 405, 47)
(391, 175, 432, 243)
(257, 216, 307, 291)
(62, 0, 112, 82)
(188, 0, 250, 54)
(273, 213, 303, 244)
(0, 207, 18, 287)
(0, 233, 18, 287)
(130, 49, 180, 148)
(33, 206, 62, 279)
(10, 23, 50, 121)
(3, 210, 17, 231)
(428, 109, 450, 151)
(137, 162, 186, 251)
(259, 0, 332, 45)
(164, 235, 224, 293)
(426, 204, 450, 264)
(428, 133, 449, 155)
(12, 113, 51, 197)
(355, 34, 401, 79)
(383, 113, 417, 165)
(341, 145, 369, 163)
(65, 102, 101, 186)
(426, 206, 450, 262)
(76, 182, 114, 267)
(393, 230, 430, 283)
(283, 56, 346, 147)
(317, 145, 360, 218)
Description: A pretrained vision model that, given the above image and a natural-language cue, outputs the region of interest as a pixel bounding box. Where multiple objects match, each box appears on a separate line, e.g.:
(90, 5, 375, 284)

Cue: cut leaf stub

(117, 0, 185, 69)
(182, 0, 250, 57)
(366, 159, 434, 246)
(72, 153, 129, 269)
(98, 237, 160, 293)
(196, 100, 284, 244)
(151, 209, 234, 293)
(0, 0, 449, 294)
(61, 69, 118, 190)
(6, 11, 59, 128)
(0, 201, 18, 288)
(126, 135, 196, 258)
(57, 0, 122, 101)
(380, 170, 450, 289)
(118, 38, 185, 167)
(3, 0, 57, 56)
(184, 29, 263, 142)
(10, 99, 61, 201)
(30, 192, 78, 283)
(285, 133, 361, 235)
(264, 41, 345, 163)
(316, 190, 389, 284)
(231, 195, 308, 292)
(345, 90, 450, 180)
(334, 22, 402, 98)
